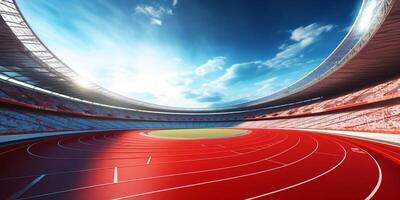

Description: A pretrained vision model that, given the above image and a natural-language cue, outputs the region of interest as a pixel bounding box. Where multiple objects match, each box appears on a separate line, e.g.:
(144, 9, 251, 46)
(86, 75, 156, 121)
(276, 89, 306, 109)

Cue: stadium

(0, 0, 399, 199)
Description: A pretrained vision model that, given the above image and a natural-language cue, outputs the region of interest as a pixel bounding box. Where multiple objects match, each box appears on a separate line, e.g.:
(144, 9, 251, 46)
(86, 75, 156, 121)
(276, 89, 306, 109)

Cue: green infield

(145, 128, 248, 139)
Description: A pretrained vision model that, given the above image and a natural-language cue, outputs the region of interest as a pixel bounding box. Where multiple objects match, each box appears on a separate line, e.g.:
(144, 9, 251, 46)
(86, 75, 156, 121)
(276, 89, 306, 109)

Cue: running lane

(0, 129, 398, 200)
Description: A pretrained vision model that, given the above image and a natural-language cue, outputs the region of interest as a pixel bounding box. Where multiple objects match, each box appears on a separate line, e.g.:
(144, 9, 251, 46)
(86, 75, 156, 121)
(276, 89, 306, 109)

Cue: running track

(0, 129, 399, 200)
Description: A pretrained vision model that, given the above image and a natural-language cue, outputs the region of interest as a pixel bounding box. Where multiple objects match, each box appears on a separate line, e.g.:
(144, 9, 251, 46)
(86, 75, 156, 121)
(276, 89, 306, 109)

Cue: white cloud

(254, 77, 279, 96)
(194, 56, 226, 76)
(290, 23, 334, 42)
(24, 0, 335, 109)
(173, 0, 178, 7)
(150, 18, 162, 26)
(194, 23, 334, 102)
(135, 5, 173, 18)
(93, 22, 332, 107)
(25, 2, 206, 108)
(182, 60, 265, 104)
(134, 5, 173, 25)
(212, 61, 265, 87)
(264, 23, 334, 68)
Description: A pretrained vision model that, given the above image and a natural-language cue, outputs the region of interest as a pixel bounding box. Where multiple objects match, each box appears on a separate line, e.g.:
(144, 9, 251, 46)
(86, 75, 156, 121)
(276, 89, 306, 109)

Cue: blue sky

(17, 0, 361, 108)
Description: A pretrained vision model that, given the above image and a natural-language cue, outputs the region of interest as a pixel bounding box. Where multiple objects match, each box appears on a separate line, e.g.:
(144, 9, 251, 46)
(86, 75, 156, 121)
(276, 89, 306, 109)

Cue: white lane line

(26, 132, 283, 161)
(266, 159, 286, 165)
(323, 138, 383, 200)
(114, 167, 118, 184)
(18, 135, 296, 200)
(315, 152, 343, 157)
(351, 147, 366, 154)
(363, 150, 382, 200)
(8, 174, 46, 200)
(20, 134, 286, 180)
(146, 156, 152, 165)
(245, 138, 346, 200)
(110, 136, 317, 200)
(230, 150, 242, 155)
(0, 146, 25, 156)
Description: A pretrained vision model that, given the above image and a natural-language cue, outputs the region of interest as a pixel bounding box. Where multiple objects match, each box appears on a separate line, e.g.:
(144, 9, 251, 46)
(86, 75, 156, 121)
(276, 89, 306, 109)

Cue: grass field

(146, 128, 248, 139)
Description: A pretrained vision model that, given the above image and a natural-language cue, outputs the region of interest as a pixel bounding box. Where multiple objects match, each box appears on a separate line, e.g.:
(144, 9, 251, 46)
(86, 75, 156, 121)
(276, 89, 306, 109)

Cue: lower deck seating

(239, 102, 400, 133)
(1, 99, 399, 136)
(0, 105, 240, 135)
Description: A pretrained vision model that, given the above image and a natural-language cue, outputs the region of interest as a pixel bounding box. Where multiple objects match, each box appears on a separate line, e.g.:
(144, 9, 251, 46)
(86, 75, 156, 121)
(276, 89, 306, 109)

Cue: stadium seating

(0, 105, 240, 135)
(255, 78, 400, 118)
(0, 77, 399, 121)
(239, 103, 400, 133)
(0, 76, 399, 135)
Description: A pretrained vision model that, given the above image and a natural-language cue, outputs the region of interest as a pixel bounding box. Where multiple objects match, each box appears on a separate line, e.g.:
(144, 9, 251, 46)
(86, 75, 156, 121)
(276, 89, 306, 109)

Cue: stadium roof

(0, 0, 399, 113)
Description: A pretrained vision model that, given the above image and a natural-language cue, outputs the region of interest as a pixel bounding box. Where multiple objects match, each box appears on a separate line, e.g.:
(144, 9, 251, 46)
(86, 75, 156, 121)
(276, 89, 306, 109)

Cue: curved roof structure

(0, 0, 399, 114)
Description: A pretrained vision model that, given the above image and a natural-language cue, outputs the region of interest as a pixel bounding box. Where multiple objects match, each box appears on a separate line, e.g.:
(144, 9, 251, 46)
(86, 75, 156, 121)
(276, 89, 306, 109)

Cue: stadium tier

(0, 76, 399, 135)
(239, 100, 400, 133)
(0, 105, 240, 135)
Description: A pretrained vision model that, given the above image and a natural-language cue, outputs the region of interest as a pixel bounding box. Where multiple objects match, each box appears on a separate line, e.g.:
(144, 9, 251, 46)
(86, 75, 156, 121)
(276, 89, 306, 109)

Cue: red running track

(0, 128, 399, 200)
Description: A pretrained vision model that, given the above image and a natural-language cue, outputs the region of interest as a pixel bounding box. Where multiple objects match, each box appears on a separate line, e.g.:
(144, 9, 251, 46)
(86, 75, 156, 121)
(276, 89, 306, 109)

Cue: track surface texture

(0, 128, 399, 200)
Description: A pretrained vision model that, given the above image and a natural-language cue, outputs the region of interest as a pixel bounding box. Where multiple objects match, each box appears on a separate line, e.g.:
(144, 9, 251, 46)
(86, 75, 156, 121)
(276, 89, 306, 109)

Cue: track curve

(0, 128, 399, 200)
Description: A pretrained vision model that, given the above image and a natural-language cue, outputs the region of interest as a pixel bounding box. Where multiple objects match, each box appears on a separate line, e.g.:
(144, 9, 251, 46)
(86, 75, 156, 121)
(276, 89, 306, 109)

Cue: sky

(17, 0, 361, 108)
